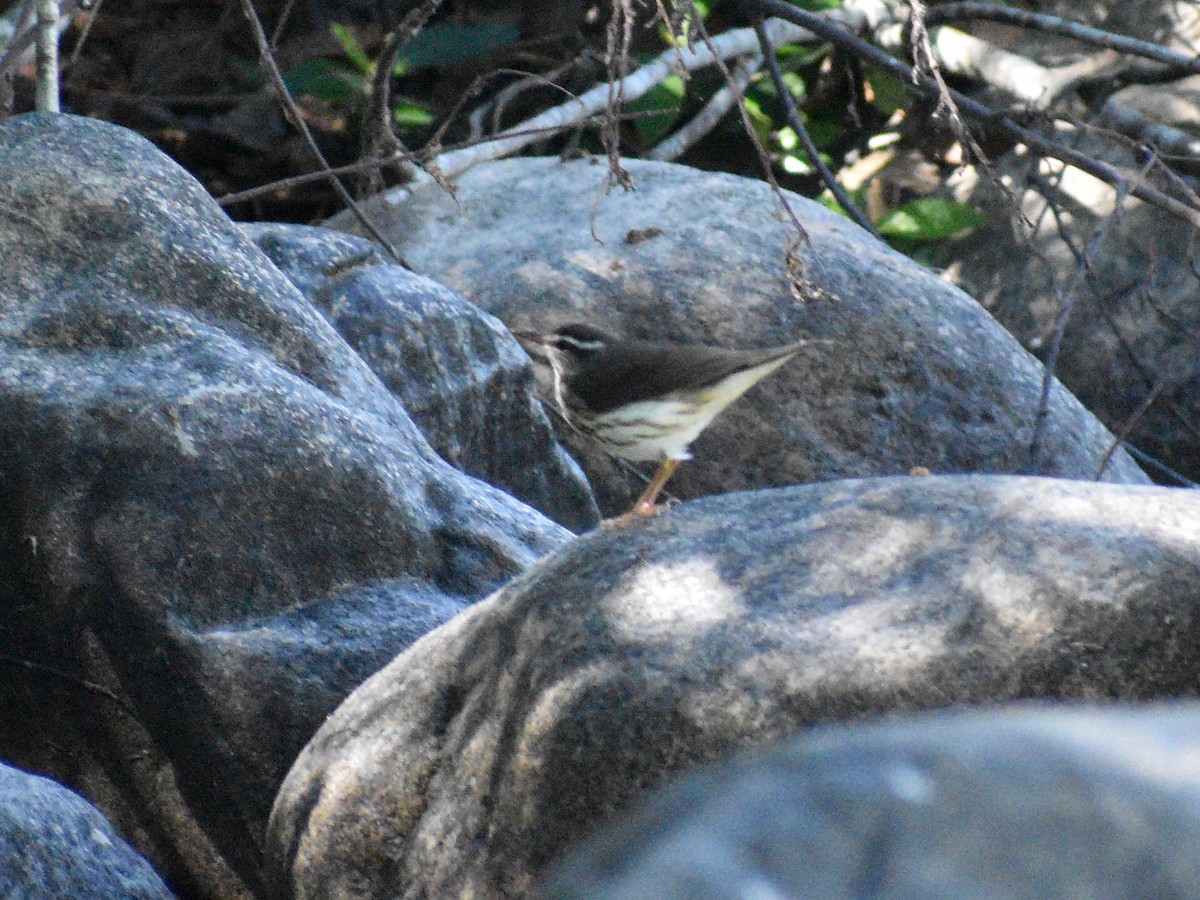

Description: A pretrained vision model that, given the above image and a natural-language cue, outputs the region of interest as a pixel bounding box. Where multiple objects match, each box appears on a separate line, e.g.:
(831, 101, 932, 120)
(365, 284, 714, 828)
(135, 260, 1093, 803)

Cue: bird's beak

(511, 330, 551, 363)
(511, 329, 547, 346)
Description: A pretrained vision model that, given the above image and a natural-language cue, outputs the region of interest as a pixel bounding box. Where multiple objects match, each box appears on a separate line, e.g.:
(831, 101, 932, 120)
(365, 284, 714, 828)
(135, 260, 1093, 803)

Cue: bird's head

(514, 323, 613, 378)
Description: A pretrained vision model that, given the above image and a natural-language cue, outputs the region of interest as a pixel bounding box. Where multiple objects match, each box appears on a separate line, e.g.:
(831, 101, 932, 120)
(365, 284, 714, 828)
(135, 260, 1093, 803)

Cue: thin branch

(690, 7, 820, 299)
(736, 0, 1200, 227)
(1068, 265, 1200, 455)
(907, 0, 983, 162)
(0, 651, 138, 718)
(924, 2, 1200, 75)
(601, 0, 636, 190)
(1121, 442, 1199, 488)
(1095, 98, 1200, 160)
(752, 16, 878, 236)
(34, 0, 59, 112)
(63, 0, 102, 74)
(647, 50, 758, 162)
(466, 64, 587, 144)
(1, 0, 77, 79)
(877, 18, 1200, 157)
(877, 21, 1122, 109)
(0, 0, 36, 45)
(215, 111, 668, 207)
(363, 0, 442, 182)
(1028, 159, 1149, 468)
(1095, 378, 1167, 480)
(430, 15, 843, 178)
(235, 0, 408, 266)
(216, 154, 413, 206)
(269, 0, 299, 49)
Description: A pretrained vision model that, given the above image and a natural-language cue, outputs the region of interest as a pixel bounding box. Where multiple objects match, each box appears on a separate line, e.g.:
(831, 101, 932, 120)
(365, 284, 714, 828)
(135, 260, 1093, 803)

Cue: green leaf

(799, 114, 842, 150)
(330, 23, 374, 76)
(281, 59, 364, 100)
(781, 154, 812, 174)
(864, 64, 910, 116)
(876, 198, 986, 241)
(781, 71, 806, 99)
(790, 0, 843, 9)
(393, 102, 435, 128)
(742, 94, 774, 142)
(662, 1, 714, 47)
(393, 23, 520, 74)
(629, 75, 685, 147)
(755, 70, 805, 101)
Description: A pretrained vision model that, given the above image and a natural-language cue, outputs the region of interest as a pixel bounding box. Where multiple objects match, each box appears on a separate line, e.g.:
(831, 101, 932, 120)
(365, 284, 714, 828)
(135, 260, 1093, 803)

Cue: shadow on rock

(266, 474, 1200, 898)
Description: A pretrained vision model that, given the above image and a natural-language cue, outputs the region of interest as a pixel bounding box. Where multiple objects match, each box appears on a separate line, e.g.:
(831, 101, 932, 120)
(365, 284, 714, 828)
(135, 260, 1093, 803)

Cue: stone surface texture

(0, 113, 568, 896)
(243, 222, 598, 532)
(0, 763, 174, 899)
(541, 703, 1200, 899)
(267, 475, 1200, 899)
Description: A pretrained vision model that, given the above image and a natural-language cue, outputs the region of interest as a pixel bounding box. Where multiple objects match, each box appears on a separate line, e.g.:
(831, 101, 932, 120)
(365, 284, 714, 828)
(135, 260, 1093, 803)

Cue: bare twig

(877, 22, 1123, 109)
(466, 64, 587, 144)
(906, 0, 984, 164)
(235, 0, 408, 266)
(1095, 378, 1167, 480)
(430, 16, 838, 178)
(647, 51, 758, 162)
(216, 155, 413, 207)
(269, 0, 299, 49)
(0, 650, 138, 718)
(0, 0, 35, 45)
(1121, 442, 1199, 487)
(689, 9, 830, 300)
(216, 110, 669, 207)
(364, 0, 442, 182)
(602, 0, 636, 190)
(63, 0, 102, 73)
(1095, 98, 1200, 159)
(0, 0, 39, 78)
(752, 16, 878, 236)
(924, 2, 1200, 75)
(1028, 158, 1150, 468)
(34, 0, 59, 112)
(736, 0, 1200, 227)
(1074, 269, 1200, 451)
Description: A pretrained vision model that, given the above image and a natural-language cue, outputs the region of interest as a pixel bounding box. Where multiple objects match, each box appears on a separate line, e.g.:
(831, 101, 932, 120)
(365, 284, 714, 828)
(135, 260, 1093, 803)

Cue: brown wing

(571, 338, 806, 414)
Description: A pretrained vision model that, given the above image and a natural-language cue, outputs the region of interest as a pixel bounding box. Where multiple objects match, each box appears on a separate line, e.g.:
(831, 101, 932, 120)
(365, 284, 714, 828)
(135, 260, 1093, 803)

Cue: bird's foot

(601, 502, 664, 528)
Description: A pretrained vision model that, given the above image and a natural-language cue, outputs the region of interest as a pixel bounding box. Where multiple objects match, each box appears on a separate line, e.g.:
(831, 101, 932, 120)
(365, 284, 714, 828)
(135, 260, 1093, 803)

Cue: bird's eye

(553, 336, 604, 354)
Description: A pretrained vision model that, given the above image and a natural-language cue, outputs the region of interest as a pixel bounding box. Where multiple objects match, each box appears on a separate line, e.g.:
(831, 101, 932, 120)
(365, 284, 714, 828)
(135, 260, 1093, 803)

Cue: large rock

(0, 113, 569, 896)
(242, 222, 599, 532)
(541, 703, 1200, 899)
(266, 475, 1200, 899)
(330, 157, 1149, 515)
(0, 763, 174, 899)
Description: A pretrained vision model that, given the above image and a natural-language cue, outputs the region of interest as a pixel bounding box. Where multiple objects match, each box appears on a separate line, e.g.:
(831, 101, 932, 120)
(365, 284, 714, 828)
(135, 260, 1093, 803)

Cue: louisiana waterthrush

(515, 323, 809, 517)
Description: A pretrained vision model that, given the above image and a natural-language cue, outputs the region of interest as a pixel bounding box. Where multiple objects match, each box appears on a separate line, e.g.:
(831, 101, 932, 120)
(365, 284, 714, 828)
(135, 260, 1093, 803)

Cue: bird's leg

(630, 458, 679, 516)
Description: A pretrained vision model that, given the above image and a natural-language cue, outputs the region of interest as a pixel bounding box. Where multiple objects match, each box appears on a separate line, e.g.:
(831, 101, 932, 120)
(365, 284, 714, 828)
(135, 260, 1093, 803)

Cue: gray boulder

(541, 702, 1200, 899)
(243, 222, 599, 532)
(0, 762, 173, 899)
(0, 113, 568, 895)
(266, 474, 1200, 899)
(330, 156, 1149, 515)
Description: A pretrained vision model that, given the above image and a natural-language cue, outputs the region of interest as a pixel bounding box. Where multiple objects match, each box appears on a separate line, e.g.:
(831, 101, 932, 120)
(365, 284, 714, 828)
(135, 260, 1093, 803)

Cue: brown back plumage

(563, 330, 807, 414)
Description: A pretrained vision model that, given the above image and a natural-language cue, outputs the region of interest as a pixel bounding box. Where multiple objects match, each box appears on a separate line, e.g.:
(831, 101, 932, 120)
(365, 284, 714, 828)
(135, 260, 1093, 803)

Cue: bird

(514, 323, 810, 518)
